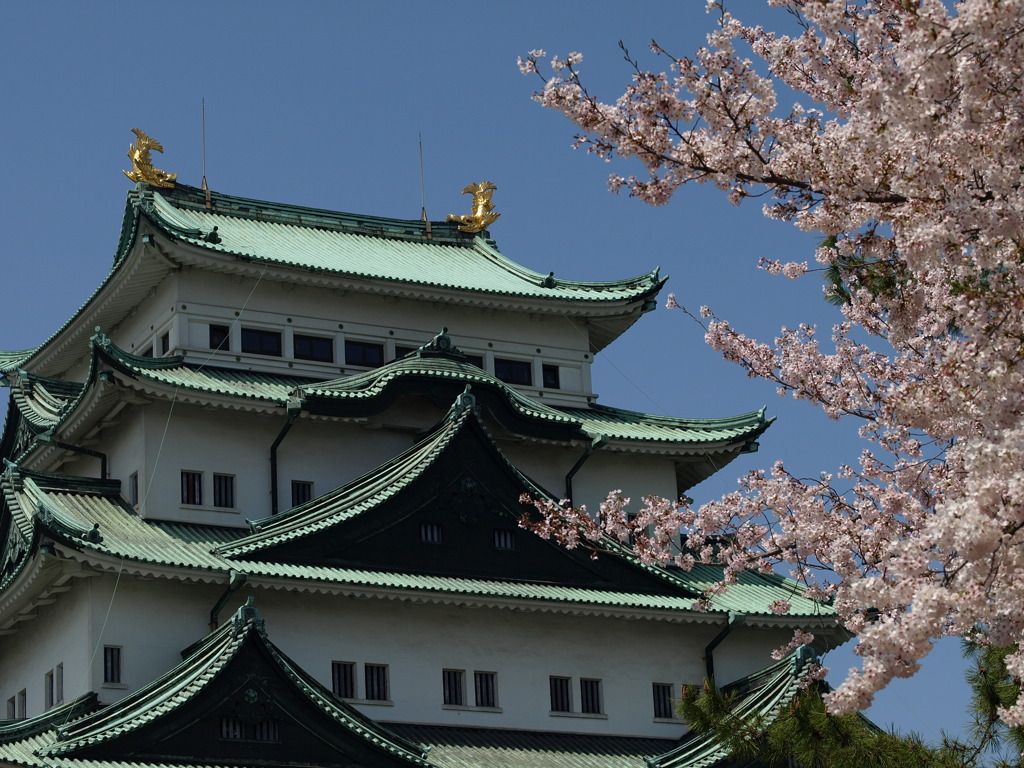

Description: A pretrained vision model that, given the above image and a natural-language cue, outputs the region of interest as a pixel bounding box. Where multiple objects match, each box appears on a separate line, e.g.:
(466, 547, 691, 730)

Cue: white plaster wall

(0, 577, 92, 718)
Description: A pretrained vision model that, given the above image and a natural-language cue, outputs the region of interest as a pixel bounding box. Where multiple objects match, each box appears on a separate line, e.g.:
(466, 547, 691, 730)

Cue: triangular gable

(44, 600, 430, 768)
(220, 392, 697, 597)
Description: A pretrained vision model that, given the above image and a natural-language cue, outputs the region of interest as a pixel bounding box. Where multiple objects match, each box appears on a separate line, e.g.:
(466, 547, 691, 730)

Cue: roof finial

(201, 99, 212, 209)
(419, 133, 431, 240)
(447, 182, 500, 234)
(123, 129, 177, 188)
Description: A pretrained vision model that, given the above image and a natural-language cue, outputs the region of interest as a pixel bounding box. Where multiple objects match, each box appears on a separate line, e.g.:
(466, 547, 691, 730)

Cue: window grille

(443, 669, 464, 706)
(209, 324, 230, 351)
(220, 717, 245, 740)
(549, 677, 571, 712)
(494, 358, 532, 386)
(580, 678, 602, 714)
(253, 719, 279, 742)
(291, 480, 313, 507)
(493, 529, 515, 550)
(294, 334, 334, 363)
(474, 671, 497, 708)
(103, 646, 122, 684)
(181, 471, 202, 505)
(364, 664, 389, 701)
(332, 661, 356, 698)
(420, 522, 443, 544)
(653, 683, 674, 719)
(213, 474, 235, 508)
(241, 328, 283, 357)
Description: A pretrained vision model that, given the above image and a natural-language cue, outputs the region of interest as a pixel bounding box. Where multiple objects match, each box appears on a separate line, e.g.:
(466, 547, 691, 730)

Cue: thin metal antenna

(419, 133, 431, 239)
(201, 98, 212, 209)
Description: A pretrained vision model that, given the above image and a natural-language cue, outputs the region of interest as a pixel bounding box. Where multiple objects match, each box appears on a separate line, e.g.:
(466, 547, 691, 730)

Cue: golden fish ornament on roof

(123, 128, 177, 188)
(447, 182, 500, 233)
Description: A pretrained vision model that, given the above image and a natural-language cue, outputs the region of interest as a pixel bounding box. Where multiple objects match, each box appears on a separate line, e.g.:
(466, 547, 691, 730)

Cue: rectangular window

(44, 670, 53, 710)
(474, 671, 497, 708)
(241, 328, 283, 357)
(140, 346, 153, 358)
(493, 529, 515, 550)
(16, 690, 25, 719)
(345, 340, 384, 368)
(6, 696, 14, 720)
(442, 669, 464, 706)
(364, 664, 389, 702)
(464, 354, 484, 369)
(393, 345, 416, 360)
(332, 661, 356, 699)
(542, 364, 560, 389)
(221, 716, 245, 740)
(549, 676, 571, 713)
(494, 358, 532, 386)
(580, 678, 602, 714)
(653, 683, 674, 719)
(213, 474, 235, 508)
(209, 324, 230, 351)
(294, 334, 334, 363)
(420, 522, 443, 544)
(160, 332, 170, 356)
(128, 472, 139, 507)
(254, 719, 279, 742)
(55, 663, 63, 705)
(181, 471, 202, 506)
(292, 480, 314, 507)
(103, 646, 122, 684)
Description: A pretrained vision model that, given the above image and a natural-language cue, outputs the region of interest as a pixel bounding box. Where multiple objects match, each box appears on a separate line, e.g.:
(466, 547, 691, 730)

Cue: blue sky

(0, 1, 968, 741)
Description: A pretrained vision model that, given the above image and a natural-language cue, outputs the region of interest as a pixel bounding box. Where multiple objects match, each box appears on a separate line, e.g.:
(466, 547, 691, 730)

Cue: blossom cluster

(521, 0, 1024, 722)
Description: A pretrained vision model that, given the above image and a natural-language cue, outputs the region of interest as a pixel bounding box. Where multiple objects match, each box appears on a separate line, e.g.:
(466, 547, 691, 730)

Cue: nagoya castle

(0, 131, 841, 767)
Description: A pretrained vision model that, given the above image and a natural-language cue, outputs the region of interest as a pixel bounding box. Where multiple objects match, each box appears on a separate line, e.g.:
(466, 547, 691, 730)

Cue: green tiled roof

(388, 724, 676, 768)
(0, 351, 35, 376)
(3, 463, 831, 620)
(143, 184, 665, 305)
(565, 403, 772, 446)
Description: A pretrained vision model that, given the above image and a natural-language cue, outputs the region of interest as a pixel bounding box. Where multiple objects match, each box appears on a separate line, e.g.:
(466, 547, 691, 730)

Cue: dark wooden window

(493, 529, 515, 550)
(653, 683, 674, 719)
(6, 697, 14, 720)
(140, 346, 153, 358)
(549, 677, 571, 712)
(580, 678, 602, 714)
(332, 661, 356, 698)
(181, 471, 202, 505)
(253, 719, 279, 742)
(16, 690, 25, 719)
(128, 472, 139, 507)
(213, 474, 235, 508)
(443, 669, 464, 706)
(465, 354, 484, 369)
(241, 328, 282, 357)
(103, 646, 121, 684)
(294, 334, 333, 363)
(421, 522, 443, 544)
(393, 345, 416, 360)
(220, 717, 245, 740)
(209, 324, 230, 351)
(345, 340, 384, 367)
(292, 480, 313, 507)
(474, 671, 497, 708)
(364, 664, 389, 701)
(160, 332, 170, 356)
(495, 358, 532, 386)
(542, 364, 560, 389)
(44, 670, 54, 709)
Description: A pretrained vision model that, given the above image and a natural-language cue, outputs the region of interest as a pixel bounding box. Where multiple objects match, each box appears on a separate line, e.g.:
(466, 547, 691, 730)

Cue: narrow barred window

(653, 683, 674, 719)
(474, 671, 497, 708)
(128, 472, 139, 507)
(549, 677, 571, 712)
(364, 664, 389, 701)
(291, 480, 313, 507)
(253, 719, 279, 742)
(580, 678, 602, 714)
(493, 529, 515, 550)
(44, 670, 53, 709)
(443, 669, 464, 706)
(332, 661, 356, 698)
(421, 522, 443, 544)
(103, 646, 122, 684)
(181, 471, 202, 505)
(213, 474, 235, 508)
(220, 716, 245, 740)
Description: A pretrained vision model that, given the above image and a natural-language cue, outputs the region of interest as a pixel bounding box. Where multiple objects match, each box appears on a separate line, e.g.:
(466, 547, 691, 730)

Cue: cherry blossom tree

(519, 0, 1024, 722)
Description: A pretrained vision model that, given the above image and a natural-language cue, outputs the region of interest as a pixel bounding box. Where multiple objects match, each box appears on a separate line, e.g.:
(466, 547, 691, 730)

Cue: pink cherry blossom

(521, 0, 1024, 721)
